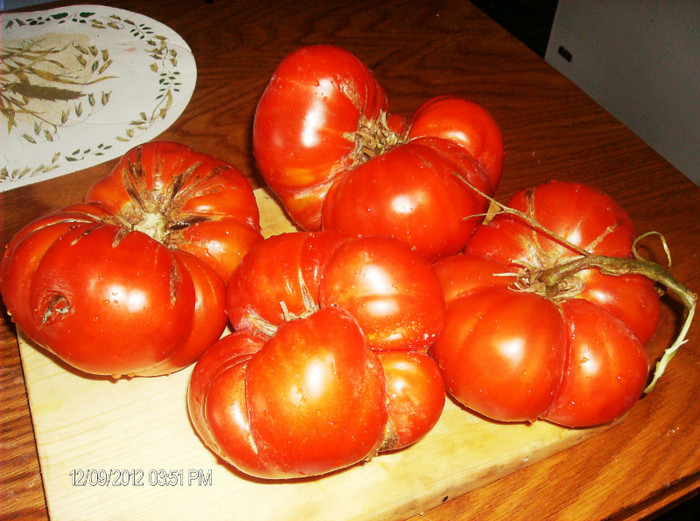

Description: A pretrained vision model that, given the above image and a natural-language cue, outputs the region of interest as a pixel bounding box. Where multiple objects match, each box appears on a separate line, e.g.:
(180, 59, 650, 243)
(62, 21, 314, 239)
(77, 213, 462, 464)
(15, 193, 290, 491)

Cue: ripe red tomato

(431, 181, 661, 427)
(189, 231, 446, 478)
(189, 308, 388, 479)
(407, 95, 504, 190)
(1, 142, 263, 377)
(227, 231, 446, 352)
(253, 45, 388, 231)
(253, 45, 503, 261)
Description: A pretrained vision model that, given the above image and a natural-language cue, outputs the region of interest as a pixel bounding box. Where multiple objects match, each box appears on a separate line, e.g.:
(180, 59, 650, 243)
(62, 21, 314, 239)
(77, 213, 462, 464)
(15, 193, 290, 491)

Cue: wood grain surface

(2, 1, 699, 520)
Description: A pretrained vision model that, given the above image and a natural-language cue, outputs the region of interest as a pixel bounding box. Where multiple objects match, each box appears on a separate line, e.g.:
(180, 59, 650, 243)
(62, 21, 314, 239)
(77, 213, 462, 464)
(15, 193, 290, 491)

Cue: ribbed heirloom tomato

(253, 44, 503, 261)
(431, 181, 662, 427)
(187, 231, 446, 479)
(0, 142, 263, 377)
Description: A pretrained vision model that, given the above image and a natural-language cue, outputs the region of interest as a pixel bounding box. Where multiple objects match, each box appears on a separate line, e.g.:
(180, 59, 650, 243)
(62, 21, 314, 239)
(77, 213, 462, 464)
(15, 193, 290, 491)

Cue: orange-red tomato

(0, 142, 262, 377)
(253, 45, 388, 231)
(432, 181, 660, 427)
(253, 45, 503, 261)
(189, 231, 446, 479)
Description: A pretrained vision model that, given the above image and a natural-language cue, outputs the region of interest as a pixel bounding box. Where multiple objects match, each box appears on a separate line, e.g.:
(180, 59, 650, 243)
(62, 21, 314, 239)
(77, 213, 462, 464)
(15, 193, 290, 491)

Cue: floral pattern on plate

(1, 4, 197, 192)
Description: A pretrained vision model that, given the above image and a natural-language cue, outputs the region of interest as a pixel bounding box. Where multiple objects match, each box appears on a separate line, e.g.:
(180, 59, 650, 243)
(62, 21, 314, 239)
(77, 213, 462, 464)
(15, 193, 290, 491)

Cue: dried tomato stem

(537, 253, 697, 393)
(245, 270, 320, 337)
(348, 111, 406, 162)
(452, 171, 697, 394)
(455, 177, 591, 257)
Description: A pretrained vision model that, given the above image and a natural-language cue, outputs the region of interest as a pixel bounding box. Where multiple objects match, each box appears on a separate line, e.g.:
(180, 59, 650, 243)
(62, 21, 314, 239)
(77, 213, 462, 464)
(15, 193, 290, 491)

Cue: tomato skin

(140, 250, 228, 376)
(576, 269, 661, 346)
(187, 330, 270, 478)
(27, 225, 196, 376)
(319, 235, 445, 351)
(172, 219, 265, 283)
(433, 252, 512, 304)
(1, 142, 260, 377)
(377, 351, 446, 449)
(465, 180, 661, 344)
(408, 95, 504, 191)
(432, 181, 661, 427)
(431, 287, 567, 422)
(227, 232, 445, 352)
(543, 299, 649, 427)
(321, 138, 492, 262)
(246, 308, 388, 477)
(226, 231, 349, 330)
(86, 141, 263, 283)
(253, 45, 387, 230)
(466, 181, 637, 265)
(0, 220, 81, 345)
(254, 45, 503, 260)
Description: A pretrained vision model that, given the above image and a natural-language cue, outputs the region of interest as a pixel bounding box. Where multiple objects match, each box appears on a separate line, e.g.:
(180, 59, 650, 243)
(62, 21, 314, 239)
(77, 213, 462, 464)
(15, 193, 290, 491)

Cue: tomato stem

(244, 270, 319, 337)
(352, 111, 406, 161)
(539, 253, 697, 393)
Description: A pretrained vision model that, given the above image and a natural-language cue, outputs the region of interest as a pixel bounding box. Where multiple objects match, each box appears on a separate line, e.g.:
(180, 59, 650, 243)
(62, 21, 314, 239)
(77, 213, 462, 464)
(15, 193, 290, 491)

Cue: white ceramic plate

(1, 4, 197, 192)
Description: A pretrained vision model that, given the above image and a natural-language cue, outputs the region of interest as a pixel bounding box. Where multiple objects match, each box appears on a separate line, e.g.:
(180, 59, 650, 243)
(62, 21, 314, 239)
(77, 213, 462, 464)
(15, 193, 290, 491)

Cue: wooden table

(1, 1, 698, 519)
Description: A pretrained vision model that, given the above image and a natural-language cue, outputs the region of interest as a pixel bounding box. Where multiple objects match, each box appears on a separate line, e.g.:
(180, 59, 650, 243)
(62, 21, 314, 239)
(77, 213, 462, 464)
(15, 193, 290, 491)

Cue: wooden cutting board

(18, 188, 606, 521)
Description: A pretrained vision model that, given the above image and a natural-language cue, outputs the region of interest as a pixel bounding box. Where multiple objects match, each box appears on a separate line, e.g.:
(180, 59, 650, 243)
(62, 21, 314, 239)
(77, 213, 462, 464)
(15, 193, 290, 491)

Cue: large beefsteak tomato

(1, 142, 263, 377)
(188, 231, 446, 478)
(253, 44, 503, 261)
(431, 181, 662, 427)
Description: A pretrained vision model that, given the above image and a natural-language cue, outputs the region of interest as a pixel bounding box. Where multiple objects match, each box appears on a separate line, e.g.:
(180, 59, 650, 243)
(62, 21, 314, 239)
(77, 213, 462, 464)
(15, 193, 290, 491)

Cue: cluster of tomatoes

(1, 45, 683, 480)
